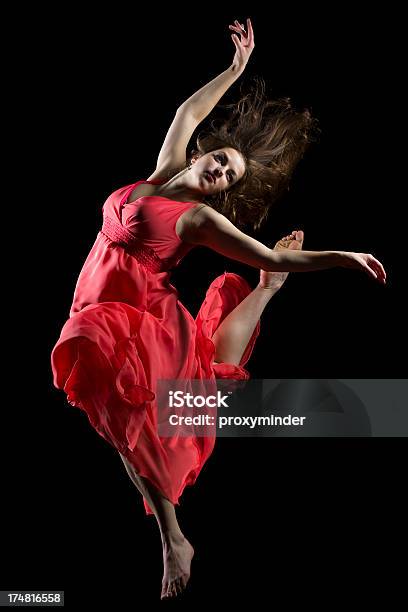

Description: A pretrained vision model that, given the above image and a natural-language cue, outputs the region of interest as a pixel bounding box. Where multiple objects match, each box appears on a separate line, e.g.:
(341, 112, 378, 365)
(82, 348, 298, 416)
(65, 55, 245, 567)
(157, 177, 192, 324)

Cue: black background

(4, 5, 405, 606)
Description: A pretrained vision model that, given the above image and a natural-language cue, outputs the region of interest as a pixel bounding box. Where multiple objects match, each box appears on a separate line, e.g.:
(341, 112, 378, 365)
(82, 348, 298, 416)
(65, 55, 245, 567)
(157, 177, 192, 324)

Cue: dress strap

(119, 182, 142, 208)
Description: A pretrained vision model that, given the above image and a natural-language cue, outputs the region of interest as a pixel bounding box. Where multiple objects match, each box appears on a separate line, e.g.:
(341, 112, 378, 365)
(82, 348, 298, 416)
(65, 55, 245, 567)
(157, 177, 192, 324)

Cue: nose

(213, 167, 223, 178)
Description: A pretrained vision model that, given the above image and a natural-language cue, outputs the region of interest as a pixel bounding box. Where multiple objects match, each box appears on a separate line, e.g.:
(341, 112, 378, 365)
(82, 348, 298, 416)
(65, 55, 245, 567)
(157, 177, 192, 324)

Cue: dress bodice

(69, 179, 199, 315)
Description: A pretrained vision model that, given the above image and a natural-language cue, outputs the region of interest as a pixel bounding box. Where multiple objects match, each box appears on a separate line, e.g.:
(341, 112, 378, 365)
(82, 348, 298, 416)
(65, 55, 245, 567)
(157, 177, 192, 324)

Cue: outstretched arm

(188, 206, 387, 284)
(153, 19, 255, 176)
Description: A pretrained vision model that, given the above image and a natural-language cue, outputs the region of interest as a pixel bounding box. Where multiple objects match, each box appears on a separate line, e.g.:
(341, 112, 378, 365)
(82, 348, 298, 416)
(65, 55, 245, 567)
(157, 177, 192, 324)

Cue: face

(190, 147, 246, 195)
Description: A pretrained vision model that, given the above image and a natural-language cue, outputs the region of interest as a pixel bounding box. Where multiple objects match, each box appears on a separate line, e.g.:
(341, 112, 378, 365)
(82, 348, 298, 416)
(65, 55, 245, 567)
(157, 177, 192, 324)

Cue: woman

(50, 18, 386, 600)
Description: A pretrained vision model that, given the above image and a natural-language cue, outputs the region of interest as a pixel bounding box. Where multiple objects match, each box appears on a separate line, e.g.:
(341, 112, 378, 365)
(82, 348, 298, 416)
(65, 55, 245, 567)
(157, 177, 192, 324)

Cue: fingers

(363, 263, 378, 281)
(231, 33, 240, 50)
(247, 17, 254, 44)
(370, 255, 386, 282)
(367, 254, 386, 284)
(229, 24, 246, 45)
(229, 18, 252, 36)
(229, 22, 246, 35)
(228, 18, 254, 51)
(362, 255, 386, 284)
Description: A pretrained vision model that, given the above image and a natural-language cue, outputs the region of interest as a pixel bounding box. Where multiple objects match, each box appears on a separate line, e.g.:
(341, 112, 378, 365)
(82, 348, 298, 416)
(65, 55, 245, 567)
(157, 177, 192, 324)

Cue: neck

(155, 168, 201, 203)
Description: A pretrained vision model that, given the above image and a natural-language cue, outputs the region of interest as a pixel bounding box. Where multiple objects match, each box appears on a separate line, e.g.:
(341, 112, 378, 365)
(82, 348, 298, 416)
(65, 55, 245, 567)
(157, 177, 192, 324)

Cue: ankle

(161, 530, 185, 547)
(255, 283, 278, 297)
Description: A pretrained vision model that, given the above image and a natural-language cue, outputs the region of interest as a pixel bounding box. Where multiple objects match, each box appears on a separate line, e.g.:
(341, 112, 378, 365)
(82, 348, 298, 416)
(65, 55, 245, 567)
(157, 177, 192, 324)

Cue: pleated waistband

(101, 216, 172, 273)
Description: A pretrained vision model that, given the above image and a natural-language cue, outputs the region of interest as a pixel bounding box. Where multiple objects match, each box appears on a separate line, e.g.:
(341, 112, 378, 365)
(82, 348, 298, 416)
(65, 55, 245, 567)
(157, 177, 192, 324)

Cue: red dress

(51, 179, 260, 515)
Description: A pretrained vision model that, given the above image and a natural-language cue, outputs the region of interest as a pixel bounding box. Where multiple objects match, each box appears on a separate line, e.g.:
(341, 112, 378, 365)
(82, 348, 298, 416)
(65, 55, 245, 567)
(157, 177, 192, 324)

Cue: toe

(181, 574, 188, 589)
(162, 581, 173, 599)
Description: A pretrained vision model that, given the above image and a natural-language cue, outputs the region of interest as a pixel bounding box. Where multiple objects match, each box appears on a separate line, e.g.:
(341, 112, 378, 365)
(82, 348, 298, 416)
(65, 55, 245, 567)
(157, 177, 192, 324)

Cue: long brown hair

(168, 76, 320, 232)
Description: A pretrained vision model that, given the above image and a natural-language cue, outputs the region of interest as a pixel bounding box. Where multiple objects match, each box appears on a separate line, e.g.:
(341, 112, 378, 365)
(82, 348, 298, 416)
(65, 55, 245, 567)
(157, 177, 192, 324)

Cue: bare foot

(160, 533, 195, 600)
(258, 230, 304, 291)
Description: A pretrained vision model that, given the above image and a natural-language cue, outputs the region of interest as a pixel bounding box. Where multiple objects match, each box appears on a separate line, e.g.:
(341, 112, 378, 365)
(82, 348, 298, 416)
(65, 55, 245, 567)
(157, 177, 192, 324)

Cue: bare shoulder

(176, 203, 211, 244)
(191, 204, 237, 232)
(178, 204, 232, 244)
(189, 204, 226, 227)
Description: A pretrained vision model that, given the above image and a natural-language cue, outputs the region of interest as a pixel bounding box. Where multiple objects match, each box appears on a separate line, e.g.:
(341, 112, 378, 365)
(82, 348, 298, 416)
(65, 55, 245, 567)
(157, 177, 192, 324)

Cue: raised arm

(187, 205, 387, 283)
(180, 18, 254, 122)
(150, 19, 255, 179)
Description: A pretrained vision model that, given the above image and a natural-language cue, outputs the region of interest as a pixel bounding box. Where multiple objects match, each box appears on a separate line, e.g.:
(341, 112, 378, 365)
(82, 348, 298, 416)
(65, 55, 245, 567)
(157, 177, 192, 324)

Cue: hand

(342, 252, 387, 284)
(228, 18, 255, 72)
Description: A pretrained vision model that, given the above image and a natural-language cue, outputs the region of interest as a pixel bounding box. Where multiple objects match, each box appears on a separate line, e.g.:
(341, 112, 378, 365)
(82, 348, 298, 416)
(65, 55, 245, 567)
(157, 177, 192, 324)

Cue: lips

(205, 171, 215, 184)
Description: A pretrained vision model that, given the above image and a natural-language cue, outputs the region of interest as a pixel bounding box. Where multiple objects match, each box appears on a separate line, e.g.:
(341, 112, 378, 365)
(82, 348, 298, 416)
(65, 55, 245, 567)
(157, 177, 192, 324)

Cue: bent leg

(212, 284, 277, 366)
(211, 231, 304, 366)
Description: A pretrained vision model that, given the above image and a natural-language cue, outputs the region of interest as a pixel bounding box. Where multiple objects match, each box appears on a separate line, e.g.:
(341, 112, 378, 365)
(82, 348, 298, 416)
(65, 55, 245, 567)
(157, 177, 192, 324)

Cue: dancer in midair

(51, 18, 386, 600)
